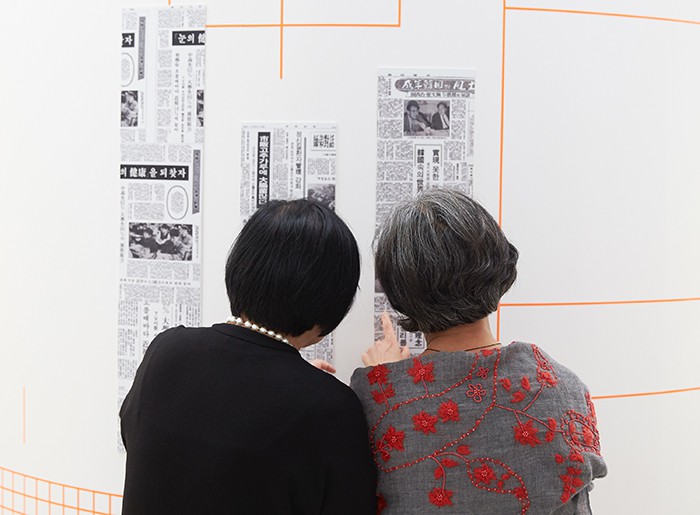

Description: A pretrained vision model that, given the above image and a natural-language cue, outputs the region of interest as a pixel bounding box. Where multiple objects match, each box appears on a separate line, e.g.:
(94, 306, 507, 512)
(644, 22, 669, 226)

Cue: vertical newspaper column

(118, 5, 206, 445)
(375, 69, 476, 353)
(240, 124, 337, 363)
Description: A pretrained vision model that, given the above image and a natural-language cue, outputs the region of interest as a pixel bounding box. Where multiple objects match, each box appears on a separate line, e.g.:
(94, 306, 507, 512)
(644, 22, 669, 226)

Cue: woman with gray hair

(351, 188, 606, 514)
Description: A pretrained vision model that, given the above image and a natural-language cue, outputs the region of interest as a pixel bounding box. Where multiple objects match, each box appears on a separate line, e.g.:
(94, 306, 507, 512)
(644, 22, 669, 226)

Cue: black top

(120, 324, 377, 514)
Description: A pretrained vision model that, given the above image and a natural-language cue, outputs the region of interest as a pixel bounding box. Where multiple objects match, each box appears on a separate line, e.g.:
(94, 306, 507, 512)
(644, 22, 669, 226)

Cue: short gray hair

(375, 188, 518, 333)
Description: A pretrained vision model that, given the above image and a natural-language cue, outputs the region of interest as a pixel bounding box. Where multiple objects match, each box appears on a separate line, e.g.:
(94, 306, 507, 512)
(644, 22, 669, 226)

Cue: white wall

(0, 0, 698, 513)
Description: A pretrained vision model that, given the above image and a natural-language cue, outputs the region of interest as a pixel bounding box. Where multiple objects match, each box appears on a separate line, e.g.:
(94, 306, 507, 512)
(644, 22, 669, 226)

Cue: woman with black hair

(120, 199, 376, 514)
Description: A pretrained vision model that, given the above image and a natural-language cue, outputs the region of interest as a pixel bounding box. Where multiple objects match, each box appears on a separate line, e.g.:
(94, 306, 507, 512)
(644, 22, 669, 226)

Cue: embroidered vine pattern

(368, 344, 602, 513)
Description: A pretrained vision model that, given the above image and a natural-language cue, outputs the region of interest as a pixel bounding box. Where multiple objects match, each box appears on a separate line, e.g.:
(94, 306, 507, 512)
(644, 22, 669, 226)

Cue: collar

(212, 323, 300, 354)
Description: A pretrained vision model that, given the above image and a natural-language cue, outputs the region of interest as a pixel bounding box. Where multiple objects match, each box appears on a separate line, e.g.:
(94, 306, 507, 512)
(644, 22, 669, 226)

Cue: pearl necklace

(226, 316, 294, 348)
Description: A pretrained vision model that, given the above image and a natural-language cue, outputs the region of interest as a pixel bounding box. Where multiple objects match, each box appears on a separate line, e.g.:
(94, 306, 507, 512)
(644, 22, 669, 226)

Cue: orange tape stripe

(0, 467, 122, 499)
(206, 23, 280, 28)
(592, 386, 700, 400)
(505, 6, 700, 26)
(501, 297, 700, 307)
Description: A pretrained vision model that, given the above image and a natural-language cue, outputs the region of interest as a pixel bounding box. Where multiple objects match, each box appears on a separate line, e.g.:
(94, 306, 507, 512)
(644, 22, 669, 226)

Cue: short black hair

(225, 199, 360, 337)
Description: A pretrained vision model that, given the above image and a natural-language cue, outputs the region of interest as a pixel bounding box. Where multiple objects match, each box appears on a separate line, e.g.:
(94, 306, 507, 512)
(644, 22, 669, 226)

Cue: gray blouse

(350, 342, 607, 514)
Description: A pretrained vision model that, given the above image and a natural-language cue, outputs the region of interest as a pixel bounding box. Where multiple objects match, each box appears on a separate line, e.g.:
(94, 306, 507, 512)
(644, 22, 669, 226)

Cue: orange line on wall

(206, 23, 280, 28)
(592, 386, 700, 400)
(496, 305, 502, 341)
(500, 296, 700, 307)
(505, 6, 700, 26)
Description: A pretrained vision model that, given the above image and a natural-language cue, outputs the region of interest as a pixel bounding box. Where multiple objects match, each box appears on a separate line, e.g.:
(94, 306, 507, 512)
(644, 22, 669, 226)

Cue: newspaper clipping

(119, 5, 206, 447)
(375, 69, 475, 353)
(240, 124, 337, 363)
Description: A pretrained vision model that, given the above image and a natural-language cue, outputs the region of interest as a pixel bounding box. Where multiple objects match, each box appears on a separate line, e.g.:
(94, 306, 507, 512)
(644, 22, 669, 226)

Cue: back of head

(375, 188, 518, 333)
(225, 199, 360, 337)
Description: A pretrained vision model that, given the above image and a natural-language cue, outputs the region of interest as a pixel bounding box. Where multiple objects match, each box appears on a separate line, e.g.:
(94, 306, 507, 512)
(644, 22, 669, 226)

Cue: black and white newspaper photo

(375, 69, 476, 353)
(118, 5, 206, 448)
(240, 123, 337, 364)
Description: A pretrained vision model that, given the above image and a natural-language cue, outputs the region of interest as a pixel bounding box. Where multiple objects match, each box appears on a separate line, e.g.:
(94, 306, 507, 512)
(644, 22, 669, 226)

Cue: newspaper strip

(240, 124, 337, 363)
(118, 5, 206, 448)
(375, 69, 475, 353)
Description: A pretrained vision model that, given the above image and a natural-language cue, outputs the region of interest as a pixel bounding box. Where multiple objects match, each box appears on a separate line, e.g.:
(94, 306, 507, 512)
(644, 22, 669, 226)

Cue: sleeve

(318, 389, 377, 515)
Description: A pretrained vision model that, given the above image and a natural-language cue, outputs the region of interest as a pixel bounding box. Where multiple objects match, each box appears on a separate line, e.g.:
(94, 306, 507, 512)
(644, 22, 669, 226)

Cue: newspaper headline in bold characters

(118, 5, 206, 448)
(240, 124, 337, 364)
(375, 69, 476, 353)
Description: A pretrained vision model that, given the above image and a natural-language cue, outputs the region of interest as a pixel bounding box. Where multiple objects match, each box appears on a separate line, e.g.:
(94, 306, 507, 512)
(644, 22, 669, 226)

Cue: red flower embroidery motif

(412, 411, 438, 434)
(457, 445, 471, 455)
(382, 426, 405, 451)
(513, 419, 542, 447)
(367, 364, 389, 385)
(371, 384, 395, 404)
(521, 376, 531, 391)
(510, 391, 525, 403)
(376, 439, 391, 462)
(569, 452, 584, 463)
(428, 487, 453, 507)
(583, 426, 595, 446)
(466, 383, 487, 403)
(555, 453, 565, 464)
(376, 493, 387, 514)
(545, 431, 555, 442)
(437, 399, 460, 422)
(559, 467, 584, 503)
(476, 366, 489, 379)
(441, 458, 459, 468)
(434, 466, 444, 479)
(472, 463, 497, 485)
(500, 378, 512, 391)
(547, 418, 558, 430)
(407, 358, 435, 384)
(481, 348, 495, 357)
(537, 369, 557, 387)
(513, 487, 527, 501)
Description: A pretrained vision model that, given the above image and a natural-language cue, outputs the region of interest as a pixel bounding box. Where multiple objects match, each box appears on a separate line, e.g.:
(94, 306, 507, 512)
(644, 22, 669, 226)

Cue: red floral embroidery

(371, 384, 395, 404)
(472, 463, 497, 485)
(510, 391, 526, 403)
(513, 420, 542, 447)
(368, 364, 389, 385)
(559, 467, 584, 503)
(382, 426, 405, 451)
(545, 431, 555, 442)
(456, 445, 471, 456)
(376, 439, 391, 462)
(481, 348, 495, 357)
(569, 452, 584, 463)
(376, 493, 387, 514)
(537, 370, 557, 387)
(466, 383, 487, 403)
(412, 411, 438, 434)
(555, 453, 566, 464)
(513, 487, 527, 501)
(437, 399, 460, 422)
(521, 376, 531, 391)
(476, 366, 489, 379)
(434, 466, 444, 479)
(408, 358, 435, 384)
(500, 378, 512, 391)
(428, 487, 453, 507)
(441, 458, 459, 468)
(547, 418, 557, 430)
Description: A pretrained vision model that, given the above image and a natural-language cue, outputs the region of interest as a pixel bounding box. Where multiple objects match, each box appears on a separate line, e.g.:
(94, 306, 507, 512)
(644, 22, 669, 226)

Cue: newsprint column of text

(240, 124, 337, 364)
(375, 69, 475, 353)
(118, 5, 206, 448)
